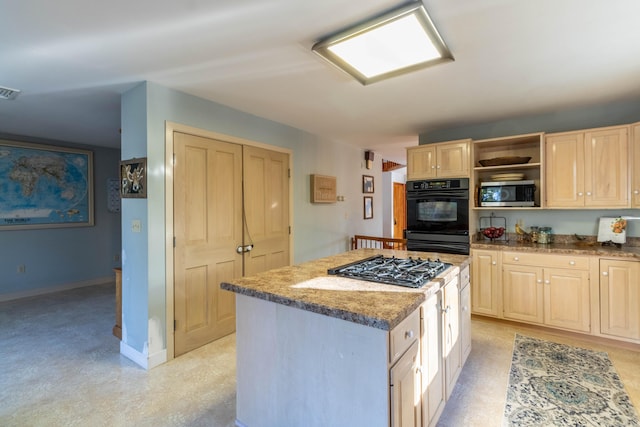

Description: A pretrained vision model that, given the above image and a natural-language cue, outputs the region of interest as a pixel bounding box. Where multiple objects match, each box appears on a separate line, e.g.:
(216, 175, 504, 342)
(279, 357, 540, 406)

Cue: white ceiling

(2, 0, 640, 164)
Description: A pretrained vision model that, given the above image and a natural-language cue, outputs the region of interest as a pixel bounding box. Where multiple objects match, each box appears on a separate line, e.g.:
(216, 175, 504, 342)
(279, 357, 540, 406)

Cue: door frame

(164, 121, 293, 361)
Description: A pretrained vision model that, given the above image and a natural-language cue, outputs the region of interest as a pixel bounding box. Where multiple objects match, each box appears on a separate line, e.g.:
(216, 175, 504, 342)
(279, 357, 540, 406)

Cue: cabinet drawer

(460, 265, 470, 289)
(389, 309, 420, 364)
(502, 251, 589, 270)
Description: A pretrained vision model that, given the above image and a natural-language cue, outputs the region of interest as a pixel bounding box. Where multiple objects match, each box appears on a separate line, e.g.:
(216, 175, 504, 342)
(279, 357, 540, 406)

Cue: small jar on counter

(538, 227, 553, 244)
(530, 226, 539, 243)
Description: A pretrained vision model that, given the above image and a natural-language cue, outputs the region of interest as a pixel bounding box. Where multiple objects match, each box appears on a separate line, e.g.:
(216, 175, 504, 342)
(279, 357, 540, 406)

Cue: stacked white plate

(490, 173, 525, 181)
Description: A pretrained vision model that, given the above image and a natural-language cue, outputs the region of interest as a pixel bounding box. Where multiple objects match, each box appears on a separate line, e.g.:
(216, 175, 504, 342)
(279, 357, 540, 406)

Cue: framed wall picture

(120, 158, 147, 198)
(363, 196, 373, 219)
(0, 139, 94, 230)
(362, 175, 374, 193)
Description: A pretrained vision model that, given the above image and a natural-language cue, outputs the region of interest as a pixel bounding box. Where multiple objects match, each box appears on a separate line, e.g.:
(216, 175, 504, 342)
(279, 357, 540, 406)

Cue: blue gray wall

(120, 82, 384, 367)
(0, 134, 121, 299)
(419, 99, 640, 238)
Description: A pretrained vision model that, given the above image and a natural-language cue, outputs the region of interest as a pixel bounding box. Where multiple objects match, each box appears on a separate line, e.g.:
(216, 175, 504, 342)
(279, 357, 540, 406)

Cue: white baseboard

(0, 276, 114, 302)
(120, 341, 148, 369)
(119, 342, 167, 370)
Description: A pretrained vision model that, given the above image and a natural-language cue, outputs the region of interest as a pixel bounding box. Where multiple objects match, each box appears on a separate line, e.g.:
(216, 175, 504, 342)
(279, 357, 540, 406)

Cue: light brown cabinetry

(406, 140, 470, 180)
(472, 133, 544, 209)
(390, 340, 422, 427)
(459, 265, 471, 365)
(443, 276, 461, 400)
(470, 249, 500, 317)
(545, 125, 629, 208)
(632, 123, 640, 208)
(599, 259, 640, 342)
(501, 251, 591, 333)
(421, 293, 444, 427)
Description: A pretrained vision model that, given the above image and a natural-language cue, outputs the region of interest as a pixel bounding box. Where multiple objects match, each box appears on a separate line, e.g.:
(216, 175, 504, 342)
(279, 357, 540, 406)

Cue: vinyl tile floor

(1, 282, 638, 427)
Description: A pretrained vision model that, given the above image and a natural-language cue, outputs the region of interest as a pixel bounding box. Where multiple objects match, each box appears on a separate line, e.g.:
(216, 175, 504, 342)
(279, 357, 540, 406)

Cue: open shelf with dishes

(471, 132, 544, 210)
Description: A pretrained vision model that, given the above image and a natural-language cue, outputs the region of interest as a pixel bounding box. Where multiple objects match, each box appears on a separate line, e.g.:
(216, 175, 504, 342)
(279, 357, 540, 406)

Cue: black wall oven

(406, 178, 470, 255)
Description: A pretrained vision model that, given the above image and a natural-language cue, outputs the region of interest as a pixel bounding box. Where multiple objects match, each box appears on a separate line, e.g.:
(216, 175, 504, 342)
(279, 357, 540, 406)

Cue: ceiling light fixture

(0, 86, 21, 100)
(312, 2, 453, 85)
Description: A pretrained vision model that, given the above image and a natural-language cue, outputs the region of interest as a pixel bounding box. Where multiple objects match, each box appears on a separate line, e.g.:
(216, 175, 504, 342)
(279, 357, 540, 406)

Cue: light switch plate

(132, 219, 142, 233)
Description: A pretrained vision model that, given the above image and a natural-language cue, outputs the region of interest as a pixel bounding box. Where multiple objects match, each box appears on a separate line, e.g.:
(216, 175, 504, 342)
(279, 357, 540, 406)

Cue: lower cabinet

(470, 249, 500, 316)
(459, 265, 472, 365)
(599, 259, 640, 342)
(390, 340, 422, 427)
(421, 293, 444, 427)
(501, 252, 591, 333)
(443, 276, 462, 400)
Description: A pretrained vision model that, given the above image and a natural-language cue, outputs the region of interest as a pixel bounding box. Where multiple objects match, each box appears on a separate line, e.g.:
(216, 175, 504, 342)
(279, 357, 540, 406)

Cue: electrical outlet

(17, 264, 26, 273)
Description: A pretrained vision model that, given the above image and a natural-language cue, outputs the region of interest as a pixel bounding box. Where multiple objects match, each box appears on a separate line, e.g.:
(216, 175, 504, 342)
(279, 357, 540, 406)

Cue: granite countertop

(220, 248, 471, 331)
(471, 239, 640, 259)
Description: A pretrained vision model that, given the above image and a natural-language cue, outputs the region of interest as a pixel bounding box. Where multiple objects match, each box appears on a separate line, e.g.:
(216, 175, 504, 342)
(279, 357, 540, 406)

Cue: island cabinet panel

(599, 259, 640, 341)
(235, 295, 390, 427)
(443, 276, 461, 400)
(421, 293, 444, 427)
(390, 340, 421, 427)
(502, 265, 543, 324)
(460, 265, 472, 365)
(544, 268, 590, 332)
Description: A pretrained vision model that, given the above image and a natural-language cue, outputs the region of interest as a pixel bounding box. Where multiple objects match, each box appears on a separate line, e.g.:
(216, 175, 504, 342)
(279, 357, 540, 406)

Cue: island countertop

(220, 248, 470, 331)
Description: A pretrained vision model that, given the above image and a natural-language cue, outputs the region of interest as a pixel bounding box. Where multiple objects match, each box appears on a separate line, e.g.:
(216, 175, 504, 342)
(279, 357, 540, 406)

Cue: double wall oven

(406, 178, 470, 255)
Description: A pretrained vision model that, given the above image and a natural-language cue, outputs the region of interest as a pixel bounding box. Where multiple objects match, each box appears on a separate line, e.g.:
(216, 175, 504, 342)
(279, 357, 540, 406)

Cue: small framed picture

(363, 175, 374, 193)
(363, 196, 373, 219)
(120, 158, 147, 198)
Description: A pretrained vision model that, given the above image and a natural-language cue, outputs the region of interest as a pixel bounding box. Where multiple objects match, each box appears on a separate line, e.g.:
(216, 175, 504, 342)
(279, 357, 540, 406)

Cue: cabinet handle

(436, 165, 441, 169)
(578, 192, 584, 196)
(443, 305, 451, 314)
(492, 261, 497, 265)
(513, 257, 519, 261)
(634, 190, 639, 195)
(431, 166, 436, 169)
(405, 330, 414, 340)
(569, 261, 576, 266)
(544, 280, 550, 284)
(602, 271, 609, 276)
(537, 279, 543, 284)
(586, 192, 592, 196)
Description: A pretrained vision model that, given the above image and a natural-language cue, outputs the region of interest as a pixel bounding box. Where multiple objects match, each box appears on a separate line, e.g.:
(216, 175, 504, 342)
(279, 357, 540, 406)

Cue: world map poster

(0, 140, 93, 229)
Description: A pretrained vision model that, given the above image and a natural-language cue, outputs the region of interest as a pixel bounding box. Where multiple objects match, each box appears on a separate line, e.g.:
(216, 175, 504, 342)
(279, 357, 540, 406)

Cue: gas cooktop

(327, 255, 452, 289)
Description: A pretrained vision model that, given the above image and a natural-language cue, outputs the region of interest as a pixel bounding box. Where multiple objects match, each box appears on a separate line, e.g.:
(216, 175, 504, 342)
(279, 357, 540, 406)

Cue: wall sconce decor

(365, 151, 374, 169)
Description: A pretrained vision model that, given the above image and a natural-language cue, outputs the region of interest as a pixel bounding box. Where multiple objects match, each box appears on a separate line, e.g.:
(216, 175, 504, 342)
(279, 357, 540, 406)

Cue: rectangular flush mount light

(312, 2, 453, 85)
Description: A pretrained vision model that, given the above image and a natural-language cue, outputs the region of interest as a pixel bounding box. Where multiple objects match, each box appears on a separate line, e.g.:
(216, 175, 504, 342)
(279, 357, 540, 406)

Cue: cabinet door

(502, 264, 543, 323)
(443, 279, 461, 400)
(471, 250, 500, 316)
(545, 132, 585, 207)
(390, 340, 422, 427)
(406, 145, 436, 181)
(460, 282, 471, 365)
(600, 259, 640, 340)
(544, 268, 590, 332)
(584, 126, 629, 207)
(632, 124, 640, 208)
(437, 140, 470, 178)
(421, 293, 444, 426)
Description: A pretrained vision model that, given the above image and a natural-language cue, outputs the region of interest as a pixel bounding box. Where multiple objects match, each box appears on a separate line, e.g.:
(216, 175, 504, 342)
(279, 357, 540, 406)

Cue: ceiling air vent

(0, 86, 21, 100)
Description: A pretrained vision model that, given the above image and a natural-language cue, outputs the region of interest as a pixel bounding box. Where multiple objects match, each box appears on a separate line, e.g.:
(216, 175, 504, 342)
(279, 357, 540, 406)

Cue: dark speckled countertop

(471, 240, 640, 259)
(221, 248, 471, 331)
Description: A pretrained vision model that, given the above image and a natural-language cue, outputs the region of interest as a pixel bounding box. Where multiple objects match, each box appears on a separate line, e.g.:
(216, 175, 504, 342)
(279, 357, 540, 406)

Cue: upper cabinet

(406, 139, 470, 181)
(545, 125, 629, 208)
(472, 133, 544, 209)
(632, 123, 640, 208)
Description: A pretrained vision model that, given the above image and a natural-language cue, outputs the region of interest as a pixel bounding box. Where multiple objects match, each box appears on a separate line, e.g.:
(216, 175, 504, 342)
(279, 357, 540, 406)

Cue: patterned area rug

(503, 334, 640, 426)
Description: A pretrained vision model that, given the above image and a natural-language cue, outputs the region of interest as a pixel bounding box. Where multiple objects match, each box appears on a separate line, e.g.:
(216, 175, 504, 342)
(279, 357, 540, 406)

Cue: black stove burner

(328, 255, 452, 288)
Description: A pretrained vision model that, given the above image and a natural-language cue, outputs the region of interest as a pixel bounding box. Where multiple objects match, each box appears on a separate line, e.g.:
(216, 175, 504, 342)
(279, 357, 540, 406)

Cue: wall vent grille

(0, 86, 21, 100)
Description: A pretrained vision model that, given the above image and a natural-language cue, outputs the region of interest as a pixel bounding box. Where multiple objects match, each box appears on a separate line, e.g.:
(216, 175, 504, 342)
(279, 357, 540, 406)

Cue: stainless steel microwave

(479, 180, 536, 207)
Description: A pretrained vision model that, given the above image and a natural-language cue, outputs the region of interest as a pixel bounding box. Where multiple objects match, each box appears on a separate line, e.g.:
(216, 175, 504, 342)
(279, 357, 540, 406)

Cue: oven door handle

(407, 190, 468, 199)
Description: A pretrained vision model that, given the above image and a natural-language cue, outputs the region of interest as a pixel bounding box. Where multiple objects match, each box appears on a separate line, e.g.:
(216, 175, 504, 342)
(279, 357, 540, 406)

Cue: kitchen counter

(221, 248, 470, 330)
(472, 240, 640, 259)
(223, 249, 470, 427)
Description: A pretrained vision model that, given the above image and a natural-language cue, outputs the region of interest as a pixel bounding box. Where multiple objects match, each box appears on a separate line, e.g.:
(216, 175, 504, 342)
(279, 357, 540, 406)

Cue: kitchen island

(221, 248, 471, 427)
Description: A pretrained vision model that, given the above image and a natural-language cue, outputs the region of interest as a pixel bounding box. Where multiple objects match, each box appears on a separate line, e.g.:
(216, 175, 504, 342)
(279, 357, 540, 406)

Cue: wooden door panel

(585, 127, 629, 207)
(174, 132, 243, 356)
(502, 265, 543, 323)
(544, 268, 590, 332)
(393, 182, 406, 239)
(545, 133, 584, 207)
(243, 146, 290, 276)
